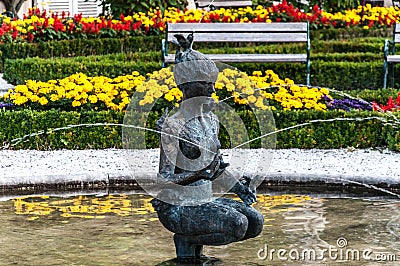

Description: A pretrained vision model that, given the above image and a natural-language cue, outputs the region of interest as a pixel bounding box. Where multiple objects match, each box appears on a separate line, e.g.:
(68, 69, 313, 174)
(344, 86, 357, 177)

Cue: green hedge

(3, 56, 160, 84)
(1, 109, 398, 151)
(0, 33, 387, 68)
(0, 35, 162, 71)
(311, 28, 392, 41)
(344, 88, 399, 105)
(0, 109, 123, 149)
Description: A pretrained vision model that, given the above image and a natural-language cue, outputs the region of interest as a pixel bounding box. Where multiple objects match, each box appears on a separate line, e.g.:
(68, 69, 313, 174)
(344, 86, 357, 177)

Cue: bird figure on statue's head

(172, 33, 194, 64)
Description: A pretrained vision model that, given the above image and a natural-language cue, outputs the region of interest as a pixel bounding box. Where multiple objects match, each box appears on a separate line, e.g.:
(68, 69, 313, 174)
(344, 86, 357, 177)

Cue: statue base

(156, 256, 222, 266)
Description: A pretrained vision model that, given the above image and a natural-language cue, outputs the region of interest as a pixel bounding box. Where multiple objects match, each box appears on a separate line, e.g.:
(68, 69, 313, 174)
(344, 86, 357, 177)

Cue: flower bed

(372, 92, 400, 112)
(0, 2, 399, 43)
(4, 67, 400, 114)
(2, 69, 330, 112)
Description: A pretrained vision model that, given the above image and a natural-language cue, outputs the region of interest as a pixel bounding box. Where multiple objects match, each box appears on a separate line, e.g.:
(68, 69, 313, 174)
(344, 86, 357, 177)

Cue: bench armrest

(384, 39, 394, 59)
(161, 39, 168, 67)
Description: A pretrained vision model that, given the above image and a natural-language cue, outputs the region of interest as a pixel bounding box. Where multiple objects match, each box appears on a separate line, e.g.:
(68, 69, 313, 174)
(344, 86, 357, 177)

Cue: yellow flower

(226, 83, 235, 92)
(247, 95, 257, 103)
(320, 87, 330, 95)
(50, 94, 59, 102)
(72, 100, 81, 107)
(39, 97, 48, 105)
(164, 93, 174, 102)
(215, 82, 224, 90)
(14, 96, 28, 105)
(88, 95, 98, 104)
(211, 93, 219, 103)
(30, 95, 40, 103)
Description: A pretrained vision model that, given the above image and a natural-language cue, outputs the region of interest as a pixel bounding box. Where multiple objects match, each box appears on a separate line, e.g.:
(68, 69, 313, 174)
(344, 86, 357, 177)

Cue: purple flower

(323, 96, 372, 112)
(0, 102, 14, 109)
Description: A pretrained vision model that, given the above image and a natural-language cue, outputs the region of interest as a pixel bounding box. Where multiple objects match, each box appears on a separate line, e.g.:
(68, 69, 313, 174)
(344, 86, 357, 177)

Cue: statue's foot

(195, 245, 203, 259)
(174, 234, 197, 260)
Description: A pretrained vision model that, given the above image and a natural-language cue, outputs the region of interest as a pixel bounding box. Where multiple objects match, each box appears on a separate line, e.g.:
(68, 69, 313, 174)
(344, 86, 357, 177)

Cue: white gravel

(0, 73, 13, 96)
(0, 148, 399, 187)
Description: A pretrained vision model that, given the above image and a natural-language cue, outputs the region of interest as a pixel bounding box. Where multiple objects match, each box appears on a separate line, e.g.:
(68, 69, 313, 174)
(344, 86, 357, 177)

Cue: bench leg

(383, 60, 388, 89)
(306, 61, 310, 86)
(390, 63, 395, 88)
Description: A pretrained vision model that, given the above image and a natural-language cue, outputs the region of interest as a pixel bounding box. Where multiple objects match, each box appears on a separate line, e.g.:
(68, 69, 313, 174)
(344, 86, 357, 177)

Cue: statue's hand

(197, 169, 214, 180)
(240, 175, 255, 194)
(230, 182, 257, 206)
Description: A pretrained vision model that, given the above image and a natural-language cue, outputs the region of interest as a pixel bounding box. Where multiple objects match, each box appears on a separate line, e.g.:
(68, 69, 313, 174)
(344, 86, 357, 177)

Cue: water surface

(0, 193, 399, 265)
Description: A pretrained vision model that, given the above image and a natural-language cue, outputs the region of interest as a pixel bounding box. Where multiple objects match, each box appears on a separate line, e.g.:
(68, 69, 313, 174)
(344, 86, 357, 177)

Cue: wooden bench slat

(167, 22, 308, 32)
(164, 54, 307, 63)
(386, 55, 400, 63)
(167, 33, 308, 43)
(162, 22, 311, 85)
(196, 1, 252, 7)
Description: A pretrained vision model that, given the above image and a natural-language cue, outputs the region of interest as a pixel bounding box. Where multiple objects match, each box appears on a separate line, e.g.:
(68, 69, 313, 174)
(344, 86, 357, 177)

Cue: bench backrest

(166, 22, 309, 46)
(394, 23, 400, 43)
(195, 0, 252, 8)
(365, 0, 384, 6)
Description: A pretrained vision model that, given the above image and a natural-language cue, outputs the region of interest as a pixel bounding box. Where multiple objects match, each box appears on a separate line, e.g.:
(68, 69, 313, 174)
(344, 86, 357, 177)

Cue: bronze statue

(151, 33, 264, 262)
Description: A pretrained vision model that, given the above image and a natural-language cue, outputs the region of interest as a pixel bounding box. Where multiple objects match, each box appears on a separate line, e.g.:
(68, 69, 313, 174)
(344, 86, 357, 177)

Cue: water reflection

(4, 193, 400, 265)
(12, 194, 312, 222)
(13, 194, 156, 220)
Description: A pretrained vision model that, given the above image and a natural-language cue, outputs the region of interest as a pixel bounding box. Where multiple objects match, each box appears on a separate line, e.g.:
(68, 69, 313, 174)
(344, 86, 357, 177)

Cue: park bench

(194, 0, 252, 10)
(365, 0, 384, 6)
(161, 22, 311, 85)
(383, 23, 400, 88)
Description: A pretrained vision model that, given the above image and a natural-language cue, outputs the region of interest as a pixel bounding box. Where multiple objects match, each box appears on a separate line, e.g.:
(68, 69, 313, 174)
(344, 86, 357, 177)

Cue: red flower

(386, 96, 395, 110)
(12, 29, 18, 40)
(372, 101, 379, 111)
(27, 32, 34, 42)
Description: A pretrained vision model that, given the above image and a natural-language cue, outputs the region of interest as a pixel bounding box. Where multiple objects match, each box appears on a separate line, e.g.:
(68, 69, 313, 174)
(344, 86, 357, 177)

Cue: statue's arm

(230, 180, 257, 205)
(214, 170, 257, 205)
(158, 141, 211, 186)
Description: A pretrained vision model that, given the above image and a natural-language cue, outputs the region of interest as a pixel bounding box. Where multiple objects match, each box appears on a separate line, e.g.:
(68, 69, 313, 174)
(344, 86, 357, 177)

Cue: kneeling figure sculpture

(151, 33, 264, 262)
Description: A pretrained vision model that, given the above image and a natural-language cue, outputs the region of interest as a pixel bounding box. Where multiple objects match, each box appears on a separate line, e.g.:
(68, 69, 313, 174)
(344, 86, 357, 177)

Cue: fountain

(0, 20, 400, 266)
(131, 33, 267, 263)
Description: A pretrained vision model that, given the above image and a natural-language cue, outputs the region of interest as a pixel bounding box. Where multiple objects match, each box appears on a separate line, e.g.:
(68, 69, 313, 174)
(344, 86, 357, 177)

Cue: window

(36, 0, 102, 17)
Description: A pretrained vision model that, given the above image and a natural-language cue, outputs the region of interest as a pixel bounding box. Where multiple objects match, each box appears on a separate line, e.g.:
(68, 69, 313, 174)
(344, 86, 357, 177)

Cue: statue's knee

(230, 215, 248, 240)
(246, 211, 264, 238)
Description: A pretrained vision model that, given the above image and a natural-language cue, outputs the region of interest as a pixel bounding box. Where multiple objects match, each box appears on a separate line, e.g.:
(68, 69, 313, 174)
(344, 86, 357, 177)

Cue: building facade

(0, 0, 102, 18)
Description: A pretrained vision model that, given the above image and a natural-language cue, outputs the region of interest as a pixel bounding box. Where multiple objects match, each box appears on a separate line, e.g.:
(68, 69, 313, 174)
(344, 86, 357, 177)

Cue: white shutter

(38, 0, 102, 17)
(47, 0, 72, 14)
(77, 0, 102, 17)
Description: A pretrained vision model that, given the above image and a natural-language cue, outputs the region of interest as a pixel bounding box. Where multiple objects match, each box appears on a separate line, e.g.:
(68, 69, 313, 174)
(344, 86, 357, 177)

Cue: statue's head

(173, 34, 219, 100)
